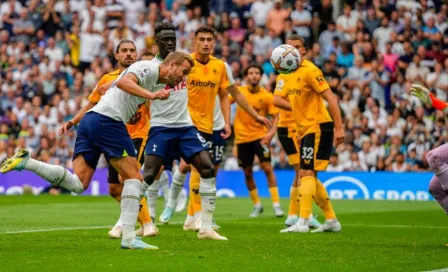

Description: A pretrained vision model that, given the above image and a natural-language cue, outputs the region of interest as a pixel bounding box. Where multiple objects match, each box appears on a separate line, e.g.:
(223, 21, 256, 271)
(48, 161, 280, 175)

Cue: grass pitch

(0, 195, 446, 271)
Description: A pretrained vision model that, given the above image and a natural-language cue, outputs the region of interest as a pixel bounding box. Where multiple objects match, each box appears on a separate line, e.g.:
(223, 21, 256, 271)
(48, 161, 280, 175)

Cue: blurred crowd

(0, 0, 447, 172)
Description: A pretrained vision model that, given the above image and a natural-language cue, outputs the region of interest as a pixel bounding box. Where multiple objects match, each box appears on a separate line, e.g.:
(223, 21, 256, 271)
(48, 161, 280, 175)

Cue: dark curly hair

(244, 65, 264, 76)
(154, 22, 176, 35)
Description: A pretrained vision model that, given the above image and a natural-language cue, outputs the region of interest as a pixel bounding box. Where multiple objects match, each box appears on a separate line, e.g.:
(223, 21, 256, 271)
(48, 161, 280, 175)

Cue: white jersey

(213, 62, 235, 131)
(150, 56, 193, 128)
(90, 60, 159, 123)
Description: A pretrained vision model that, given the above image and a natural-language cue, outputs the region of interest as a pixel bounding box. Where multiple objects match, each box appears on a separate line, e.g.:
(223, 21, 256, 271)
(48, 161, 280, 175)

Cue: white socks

(159, 171, 169, 206)
(199, 177, 216, 232)
(120, 179, 142, 242)
(146, 170, 170, 216)
(146, 180, 158, 219)
(25, 158, 84, 194)
(167, 169, 187, 209)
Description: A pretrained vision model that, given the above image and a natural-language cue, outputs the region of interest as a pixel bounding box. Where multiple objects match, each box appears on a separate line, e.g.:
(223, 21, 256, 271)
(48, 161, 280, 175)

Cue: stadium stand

(0, 0, 446, 173)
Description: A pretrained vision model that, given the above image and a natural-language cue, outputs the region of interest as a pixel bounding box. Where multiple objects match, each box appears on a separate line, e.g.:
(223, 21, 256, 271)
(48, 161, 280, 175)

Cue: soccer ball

(270, 44, 301, 74)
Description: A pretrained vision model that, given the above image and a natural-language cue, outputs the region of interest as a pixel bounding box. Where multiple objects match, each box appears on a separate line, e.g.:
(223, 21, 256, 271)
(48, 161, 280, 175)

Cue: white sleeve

(126, 61, 156, 88)
(224, 62, 235, 86)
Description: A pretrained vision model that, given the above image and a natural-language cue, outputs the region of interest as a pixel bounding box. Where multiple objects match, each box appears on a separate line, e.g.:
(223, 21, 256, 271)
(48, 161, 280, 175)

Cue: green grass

(0, 196, 447, 272)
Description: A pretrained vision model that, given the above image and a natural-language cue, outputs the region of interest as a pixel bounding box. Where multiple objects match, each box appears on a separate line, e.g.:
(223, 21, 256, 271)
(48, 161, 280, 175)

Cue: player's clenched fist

(154, 89, 171, 100)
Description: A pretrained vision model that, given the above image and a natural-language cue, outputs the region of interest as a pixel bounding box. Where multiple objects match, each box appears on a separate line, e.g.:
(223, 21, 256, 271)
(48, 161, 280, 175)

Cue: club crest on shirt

(276, 79, 284, 91)
(138, 67, 151, 78)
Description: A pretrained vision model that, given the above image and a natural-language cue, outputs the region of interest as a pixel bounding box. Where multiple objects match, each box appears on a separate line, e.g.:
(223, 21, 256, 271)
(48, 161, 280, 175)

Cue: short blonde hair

(163, 51, 194, 68)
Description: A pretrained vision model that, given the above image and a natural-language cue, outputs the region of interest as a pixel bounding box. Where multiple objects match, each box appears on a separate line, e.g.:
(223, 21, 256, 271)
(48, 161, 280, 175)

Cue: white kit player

(139, 25, 228, 240)
(0, 52, 193, 249)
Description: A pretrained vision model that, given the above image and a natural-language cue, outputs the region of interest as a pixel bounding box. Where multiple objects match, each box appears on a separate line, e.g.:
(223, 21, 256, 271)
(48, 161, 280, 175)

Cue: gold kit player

(159, 26, 271, 231)
(232, 65, 284, 218)
(59, 40, 157, 238)
(275, 35, 321, 228)
(274, 36, 345, 233)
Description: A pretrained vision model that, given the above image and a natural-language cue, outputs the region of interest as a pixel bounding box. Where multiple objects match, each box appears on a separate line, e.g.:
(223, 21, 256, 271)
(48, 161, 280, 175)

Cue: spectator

(406, 55, 430, 86)
(383, 42, 399, 73)
(266, 0, 290, 36)
(79, 24, 104, 72)
(249, 0, 273, 27)
(290, 0, 312, 47)
(427, 62, 448, 101)
(315, 0, 333, 34)
(44, 37, 64, 67)
(343, 152, 368, 171)
(42, 0, 61, 37)
(336, 4, 357, 42)
(391, 152, 409, 172)
(12, 7, 34, 46)
(336, 41, 354, 68)
(369, 59, 391, 108)
(251, 26, 271, 57)
(327, 154, 344, 172)
(373, 17, 393, 53)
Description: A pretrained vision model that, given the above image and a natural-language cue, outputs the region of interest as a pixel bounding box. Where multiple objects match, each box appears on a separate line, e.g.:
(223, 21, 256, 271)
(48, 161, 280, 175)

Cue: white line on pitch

(424, 268, 448, 272)
(0, 222, 446, 235)
(0, 222, 185, 235)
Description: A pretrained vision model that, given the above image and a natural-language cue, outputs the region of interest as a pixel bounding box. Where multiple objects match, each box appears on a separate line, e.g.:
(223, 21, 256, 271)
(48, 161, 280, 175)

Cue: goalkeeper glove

(410, 84, 448, 112)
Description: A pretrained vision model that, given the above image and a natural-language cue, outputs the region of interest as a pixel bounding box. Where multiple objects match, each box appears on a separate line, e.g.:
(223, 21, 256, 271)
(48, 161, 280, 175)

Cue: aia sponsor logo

(165, 80, 187, 92)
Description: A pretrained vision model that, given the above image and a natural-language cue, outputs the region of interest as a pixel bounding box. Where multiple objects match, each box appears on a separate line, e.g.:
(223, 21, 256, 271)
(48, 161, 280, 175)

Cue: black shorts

(108, 137, 147, 184)
(300, 122, 333, 171)
(237, 139, 271, 168)
(198, 130, 224, 165)
(277, 127, 300, 165)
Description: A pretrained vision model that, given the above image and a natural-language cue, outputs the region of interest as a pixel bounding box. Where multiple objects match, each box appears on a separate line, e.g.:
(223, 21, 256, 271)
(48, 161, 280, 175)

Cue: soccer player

(139, 26, 230, 241)
(274, 38, 344, 233)
(159, 26, 271, 229)
(141, 22, 178, 223)
(1, 52, 191, 249)
(59, 39, 158, 239)
(275, 35, 322, 228)
(232, 64, 284, 217)
(410, 84, 448, 229)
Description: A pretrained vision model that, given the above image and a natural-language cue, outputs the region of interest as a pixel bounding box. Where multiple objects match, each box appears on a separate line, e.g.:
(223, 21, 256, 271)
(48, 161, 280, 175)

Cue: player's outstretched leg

(160, 161, 190, 223)
(191, 151, 227, 240)
(1, 149, 87, 194)
(260, 162, 284, 217)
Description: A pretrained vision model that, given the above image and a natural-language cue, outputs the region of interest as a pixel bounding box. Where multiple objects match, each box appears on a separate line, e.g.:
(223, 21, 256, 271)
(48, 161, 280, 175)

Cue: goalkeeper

(411, 84, 448, 219)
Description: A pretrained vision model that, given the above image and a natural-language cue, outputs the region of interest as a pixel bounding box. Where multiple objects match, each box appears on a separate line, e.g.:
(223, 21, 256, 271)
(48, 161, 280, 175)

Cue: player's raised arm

(227, 85, 272, 128)
(273, 77, 292, 111)
(410, 84, 448, 112)
(273, 95, 292, 111)
(116, 73, 169, 100)
(260, 108, 279, 146)
(97, 81, 114, 95)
